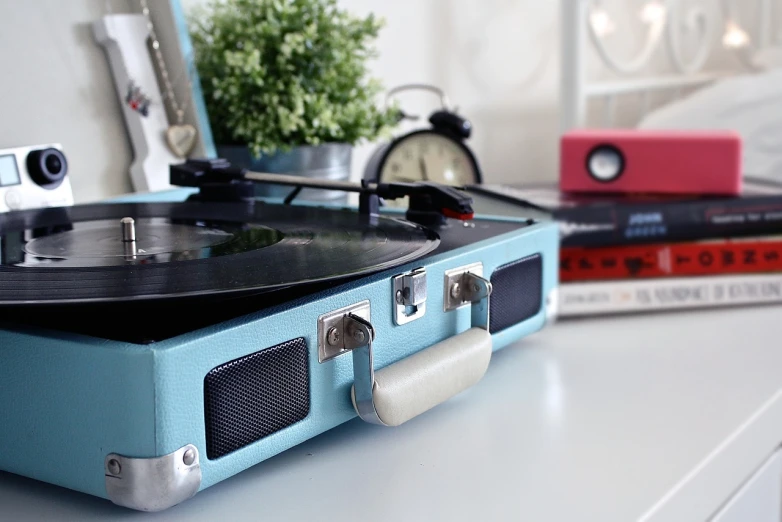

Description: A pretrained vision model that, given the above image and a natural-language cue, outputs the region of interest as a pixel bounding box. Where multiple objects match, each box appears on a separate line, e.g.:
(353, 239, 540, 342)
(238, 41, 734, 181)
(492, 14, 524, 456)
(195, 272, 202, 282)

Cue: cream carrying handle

(349, 272, 492, 426)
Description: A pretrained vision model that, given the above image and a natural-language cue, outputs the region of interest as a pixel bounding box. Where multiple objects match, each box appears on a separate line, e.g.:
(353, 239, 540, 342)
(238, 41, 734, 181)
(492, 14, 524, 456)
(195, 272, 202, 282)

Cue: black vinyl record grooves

(0, 202, 439, 304)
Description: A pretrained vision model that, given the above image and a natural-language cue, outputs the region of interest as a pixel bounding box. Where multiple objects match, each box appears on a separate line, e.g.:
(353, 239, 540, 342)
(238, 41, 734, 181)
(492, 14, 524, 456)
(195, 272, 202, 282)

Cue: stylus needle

(419, 158, 429, 181)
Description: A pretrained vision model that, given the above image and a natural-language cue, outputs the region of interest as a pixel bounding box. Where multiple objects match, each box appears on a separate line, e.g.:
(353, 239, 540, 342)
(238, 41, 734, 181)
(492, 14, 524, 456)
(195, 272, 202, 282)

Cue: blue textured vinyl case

(0, 188, 559, 512)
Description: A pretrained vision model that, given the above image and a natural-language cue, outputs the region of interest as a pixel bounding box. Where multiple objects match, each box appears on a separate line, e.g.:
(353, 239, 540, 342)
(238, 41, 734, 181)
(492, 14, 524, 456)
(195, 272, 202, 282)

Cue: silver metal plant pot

(215, 143, 352, 205)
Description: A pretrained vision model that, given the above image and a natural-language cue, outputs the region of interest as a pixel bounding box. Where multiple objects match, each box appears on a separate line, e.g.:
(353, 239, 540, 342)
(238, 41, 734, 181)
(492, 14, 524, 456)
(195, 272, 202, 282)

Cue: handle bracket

(350, 273, 493, 426)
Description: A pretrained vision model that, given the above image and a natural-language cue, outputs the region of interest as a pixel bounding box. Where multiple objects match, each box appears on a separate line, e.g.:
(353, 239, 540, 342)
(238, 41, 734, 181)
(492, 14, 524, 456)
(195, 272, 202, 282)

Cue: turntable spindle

(121, 217, 137, 258)
(121, 217, 136, 242)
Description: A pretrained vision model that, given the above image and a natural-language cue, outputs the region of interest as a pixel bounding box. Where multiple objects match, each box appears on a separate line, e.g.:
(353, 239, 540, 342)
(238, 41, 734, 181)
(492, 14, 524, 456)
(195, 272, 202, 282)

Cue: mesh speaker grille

(489, 254, 543, 334)
(204, 338, 309, 459)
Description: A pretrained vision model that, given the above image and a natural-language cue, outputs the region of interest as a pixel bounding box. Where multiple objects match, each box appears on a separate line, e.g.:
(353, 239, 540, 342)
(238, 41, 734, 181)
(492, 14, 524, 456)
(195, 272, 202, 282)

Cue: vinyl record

(0, 202, 439, 304)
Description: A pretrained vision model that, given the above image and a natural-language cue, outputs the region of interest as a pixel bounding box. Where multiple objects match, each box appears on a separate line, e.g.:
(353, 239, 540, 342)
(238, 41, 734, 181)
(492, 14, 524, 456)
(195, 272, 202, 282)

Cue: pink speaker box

(559, 129, 743, 196)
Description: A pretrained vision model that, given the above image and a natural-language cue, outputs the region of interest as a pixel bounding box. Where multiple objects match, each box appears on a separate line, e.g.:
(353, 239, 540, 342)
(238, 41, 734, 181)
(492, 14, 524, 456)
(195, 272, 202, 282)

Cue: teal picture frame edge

(169, 0, 217, 159)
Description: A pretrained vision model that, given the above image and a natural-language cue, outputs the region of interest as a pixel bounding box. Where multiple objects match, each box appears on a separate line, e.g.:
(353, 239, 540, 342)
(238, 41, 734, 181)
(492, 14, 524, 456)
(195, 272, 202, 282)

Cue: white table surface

(2, 306, 782, 521)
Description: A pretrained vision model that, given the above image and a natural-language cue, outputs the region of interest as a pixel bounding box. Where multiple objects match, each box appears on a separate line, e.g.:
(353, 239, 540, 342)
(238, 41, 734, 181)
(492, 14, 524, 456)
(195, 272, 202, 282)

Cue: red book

(560, 236, 782, 282)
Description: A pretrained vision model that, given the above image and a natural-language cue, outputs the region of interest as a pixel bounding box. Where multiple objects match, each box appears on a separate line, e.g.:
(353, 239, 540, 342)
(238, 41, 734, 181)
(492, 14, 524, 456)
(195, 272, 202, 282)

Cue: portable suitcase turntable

(0, 159, 559, 512)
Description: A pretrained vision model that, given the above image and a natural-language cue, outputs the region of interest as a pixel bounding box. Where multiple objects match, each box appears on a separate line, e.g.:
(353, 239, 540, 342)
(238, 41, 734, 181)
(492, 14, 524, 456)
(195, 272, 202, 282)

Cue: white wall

(345, 0, 562, 186)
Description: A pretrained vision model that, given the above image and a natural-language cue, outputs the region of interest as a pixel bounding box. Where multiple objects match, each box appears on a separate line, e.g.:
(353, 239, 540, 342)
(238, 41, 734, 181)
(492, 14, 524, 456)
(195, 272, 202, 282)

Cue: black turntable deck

(0, 200, 535, 343)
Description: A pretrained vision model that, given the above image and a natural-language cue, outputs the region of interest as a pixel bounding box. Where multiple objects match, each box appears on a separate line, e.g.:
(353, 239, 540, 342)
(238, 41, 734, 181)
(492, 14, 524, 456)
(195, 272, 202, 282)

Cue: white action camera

(0, 143, 74, 213)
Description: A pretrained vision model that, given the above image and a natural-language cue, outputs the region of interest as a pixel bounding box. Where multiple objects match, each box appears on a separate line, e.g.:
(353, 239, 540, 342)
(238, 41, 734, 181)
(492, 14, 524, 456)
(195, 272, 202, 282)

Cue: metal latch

(443, 262, 490, 312)
(317, 301, 371, 363)
(392, 267, 427, 325)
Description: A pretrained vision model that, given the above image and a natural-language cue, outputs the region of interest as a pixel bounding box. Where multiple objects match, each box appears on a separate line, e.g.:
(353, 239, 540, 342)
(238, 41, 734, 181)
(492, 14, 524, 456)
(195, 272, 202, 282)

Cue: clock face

(379, 132, 479, 186)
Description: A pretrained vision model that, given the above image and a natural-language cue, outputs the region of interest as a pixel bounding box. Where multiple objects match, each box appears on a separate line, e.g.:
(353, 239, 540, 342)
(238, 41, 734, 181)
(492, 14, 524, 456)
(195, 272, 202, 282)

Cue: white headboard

(560, 0, 782, 133)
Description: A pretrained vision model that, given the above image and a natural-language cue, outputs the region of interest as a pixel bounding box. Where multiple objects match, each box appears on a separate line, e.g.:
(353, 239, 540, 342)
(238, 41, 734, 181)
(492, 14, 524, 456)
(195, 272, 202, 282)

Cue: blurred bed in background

(561, 0, 782, 183)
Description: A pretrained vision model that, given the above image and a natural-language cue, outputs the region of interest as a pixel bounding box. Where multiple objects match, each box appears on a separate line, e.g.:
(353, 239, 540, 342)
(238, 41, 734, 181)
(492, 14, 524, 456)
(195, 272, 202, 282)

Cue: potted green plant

(189, 0, 398, 202)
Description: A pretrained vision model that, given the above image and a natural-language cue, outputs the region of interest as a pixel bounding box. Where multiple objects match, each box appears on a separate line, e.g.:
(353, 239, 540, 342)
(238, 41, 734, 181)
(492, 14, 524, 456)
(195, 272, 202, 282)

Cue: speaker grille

(204, 338, 310, 459)
(489, 254, 543, 333)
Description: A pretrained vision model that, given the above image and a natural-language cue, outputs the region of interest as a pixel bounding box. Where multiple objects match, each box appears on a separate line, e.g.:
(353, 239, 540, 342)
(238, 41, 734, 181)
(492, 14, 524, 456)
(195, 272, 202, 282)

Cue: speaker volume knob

(26, 148, 68, 188)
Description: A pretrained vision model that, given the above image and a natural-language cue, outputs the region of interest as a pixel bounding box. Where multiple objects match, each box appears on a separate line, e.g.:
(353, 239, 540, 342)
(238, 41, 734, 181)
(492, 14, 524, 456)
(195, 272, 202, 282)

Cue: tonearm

(169, 158, 475, 223)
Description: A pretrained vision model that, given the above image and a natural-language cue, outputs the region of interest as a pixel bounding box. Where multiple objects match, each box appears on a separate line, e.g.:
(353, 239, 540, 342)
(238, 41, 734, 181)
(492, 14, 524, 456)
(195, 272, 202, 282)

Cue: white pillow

(638, 66, 782, 183)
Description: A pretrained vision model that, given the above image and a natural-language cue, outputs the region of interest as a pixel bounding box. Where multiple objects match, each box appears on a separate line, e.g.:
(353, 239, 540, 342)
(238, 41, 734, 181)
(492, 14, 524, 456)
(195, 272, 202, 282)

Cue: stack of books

(473, 179, 782, 317)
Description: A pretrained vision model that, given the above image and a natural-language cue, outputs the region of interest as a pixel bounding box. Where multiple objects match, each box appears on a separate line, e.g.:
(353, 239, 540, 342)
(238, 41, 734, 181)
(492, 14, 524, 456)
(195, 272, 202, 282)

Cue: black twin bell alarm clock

(363, 84, 482, 188)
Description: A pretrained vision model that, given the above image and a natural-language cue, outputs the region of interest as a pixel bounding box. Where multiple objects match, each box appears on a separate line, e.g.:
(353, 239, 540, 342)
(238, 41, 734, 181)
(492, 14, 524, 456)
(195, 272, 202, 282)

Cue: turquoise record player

(0, 160, 559, 512)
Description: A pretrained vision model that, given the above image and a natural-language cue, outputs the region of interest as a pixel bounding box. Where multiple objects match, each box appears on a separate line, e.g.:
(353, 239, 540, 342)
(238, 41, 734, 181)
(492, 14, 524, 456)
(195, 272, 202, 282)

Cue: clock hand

(419, 157, 429, 181)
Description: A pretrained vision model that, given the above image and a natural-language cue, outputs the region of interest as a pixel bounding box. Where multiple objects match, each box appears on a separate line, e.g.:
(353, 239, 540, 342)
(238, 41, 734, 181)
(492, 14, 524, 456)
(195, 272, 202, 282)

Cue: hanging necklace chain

(139, 0, 188, 124)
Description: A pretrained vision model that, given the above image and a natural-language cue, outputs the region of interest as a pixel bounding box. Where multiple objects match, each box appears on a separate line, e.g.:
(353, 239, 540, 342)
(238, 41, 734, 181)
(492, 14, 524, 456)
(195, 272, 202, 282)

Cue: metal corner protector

(105, 444, 202, 512)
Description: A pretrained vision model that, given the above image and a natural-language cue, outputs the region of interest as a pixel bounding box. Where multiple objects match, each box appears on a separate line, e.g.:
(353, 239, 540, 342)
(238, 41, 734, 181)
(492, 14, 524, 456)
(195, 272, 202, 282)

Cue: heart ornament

(166, 124, 198, 158)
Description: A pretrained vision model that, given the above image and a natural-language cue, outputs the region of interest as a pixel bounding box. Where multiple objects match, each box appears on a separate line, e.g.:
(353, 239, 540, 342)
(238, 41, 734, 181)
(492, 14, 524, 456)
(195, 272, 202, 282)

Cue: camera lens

(26, 147, 68, 188)
(587, 145, 624, 182)
(45, 155, 62, 175)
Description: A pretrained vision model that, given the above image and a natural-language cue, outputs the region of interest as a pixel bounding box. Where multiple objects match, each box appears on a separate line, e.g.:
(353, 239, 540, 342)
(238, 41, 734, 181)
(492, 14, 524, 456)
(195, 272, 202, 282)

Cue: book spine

(560, 238, 782, 281)
(558, 273, 782, 317)
(558, 197, 782, 247)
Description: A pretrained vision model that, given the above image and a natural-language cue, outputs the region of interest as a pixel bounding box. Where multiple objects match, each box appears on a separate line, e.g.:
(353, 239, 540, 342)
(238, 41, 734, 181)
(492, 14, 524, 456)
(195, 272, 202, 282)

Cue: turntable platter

(0, 202, 439, 304)
(23, 218, 243, 267)
(21, 219, 246, 264)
